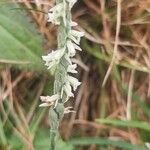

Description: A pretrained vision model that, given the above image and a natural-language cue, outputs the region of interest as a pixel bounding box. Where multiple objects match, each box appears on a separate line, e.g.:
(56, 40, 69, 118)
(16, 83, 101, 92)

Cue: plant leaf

(0, 1, 44, 70)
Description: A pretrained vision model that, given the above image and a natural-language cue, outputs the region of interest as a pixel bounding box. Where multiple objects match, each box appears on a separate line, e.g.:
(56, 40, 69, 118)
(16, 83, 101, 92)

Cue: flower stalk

(39, 0, 84, 149)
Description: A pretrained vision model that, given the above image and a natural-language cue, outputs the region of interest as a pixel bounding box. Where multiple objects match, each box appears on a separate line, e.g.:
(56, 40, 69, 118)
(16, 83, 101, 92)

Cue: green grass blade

(69, 137, 148, 150)
(96, 119, 150, 131)
(0, 116, 7, 145)
(30, 109, 46, 134)
(122, 85, 150, 116)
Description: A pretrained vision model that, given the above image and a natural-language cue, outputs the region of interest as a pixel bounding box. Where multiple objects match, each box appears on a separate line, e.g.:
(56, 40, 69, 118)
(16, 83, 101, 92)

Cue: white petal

(39, 103, 53, 107)
(71, 21, 78, 26)
(40, 96, 47, 102)
(145, 143, 150, 149)
(64, 82, 74, 97)
(48, 13, 60, 25)
(48, 3, 64, 25)
(71, 30, 84, 37)
(60, 88, 64, 99)
(49, 3, 63, 12)
(40, 94, 60, 103)
(42, 48, 65, 69)
(66, 0, 77, 9)
(47, 61, 56, 70)
(68, 76, 81, 91)
(69, 30, 84, 44)
(62, 2, 67, 26)
(73, 43, 82, 51)
(67, 64, 77, 73)
(67, 40, 76, 57)
(64, 106, 76, 114)
(70, 35, 80, 45)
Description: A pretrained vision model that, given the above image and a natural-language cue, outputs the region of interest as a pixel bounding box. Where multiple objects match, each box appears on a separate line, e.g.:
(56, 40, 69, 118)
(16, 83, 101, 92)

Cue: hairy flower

(48, 3, 66, 25)
(68, 75, 81, 91)
(39, 94, 60, 107)
(73, 43, 82, 51)
(64, 106, 76, 114)
(48, 0, 77, 26)
(66, 38, 82, 57)
(67, 40, 76, 57)
(42, 48, 65, 69)
(67, 64, 77, 73)
(69, 30, 84, 45)
(63, 81, 74, 98)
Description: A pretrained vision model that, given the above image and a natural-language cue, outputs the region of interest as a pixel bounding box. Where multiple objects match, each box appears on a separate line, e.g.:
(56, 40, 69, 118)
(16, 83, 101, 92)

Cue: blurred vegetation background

(0, 0, 150, 150)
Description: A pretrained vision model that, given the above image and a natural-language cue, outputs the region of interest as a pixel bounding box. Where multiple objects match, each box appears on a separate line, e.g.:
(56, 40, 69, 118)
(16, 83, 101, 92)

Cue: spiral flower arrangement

(39, 0, 84, 149)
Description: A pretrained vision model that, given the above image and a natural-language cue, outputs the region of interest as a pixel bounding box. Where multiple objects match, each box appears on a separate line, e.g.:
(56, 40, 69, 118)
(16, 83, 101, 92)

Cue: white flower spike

(42, 0, 84, 108)
(40, 0, 84, 148)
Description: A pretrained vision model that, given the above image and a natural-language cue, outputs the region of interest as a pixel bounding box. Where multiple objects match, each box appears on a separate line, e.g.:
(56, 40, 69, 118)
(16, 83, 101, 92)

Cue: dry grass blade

(102, 0, 122, 86)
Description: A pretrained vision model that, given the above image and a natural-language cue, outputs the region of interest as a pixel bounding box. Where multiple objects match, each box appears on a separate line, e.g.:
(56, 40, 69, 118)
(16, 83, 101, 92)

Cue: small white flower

(42, 48, 65, 69)
(71, 21, 78, 26)
(48, 3, 66, 25)
(39, 94, 60, 107)
(68, 75, 81, 91)
(39, 103, 53, 107)
(69, 30, 84, 45)
(63, 81, 74, 97)
(67, 64, 77, 73)
(71, 30, 84, 37)
(73, 43, 82, 51)
(67, 40, 76, 57)
(66, 40, 82, 57)
(64, 106, 76, 114)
